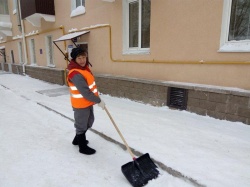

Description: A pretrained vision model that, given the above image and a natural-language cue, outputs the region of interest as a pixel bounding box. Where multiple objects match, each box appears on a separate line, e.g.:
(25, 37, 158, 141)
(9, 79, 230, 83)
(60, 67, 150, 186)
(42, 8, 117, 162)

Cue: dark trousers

(73, 105, 94, 134)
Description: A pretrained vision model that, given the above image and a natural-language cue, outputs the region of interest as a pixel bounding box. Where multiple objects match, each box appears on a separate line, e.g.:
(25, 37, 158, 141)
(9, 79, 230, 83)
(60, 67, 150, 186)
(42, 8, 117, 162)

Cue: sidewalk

(1, 73, 250, 187)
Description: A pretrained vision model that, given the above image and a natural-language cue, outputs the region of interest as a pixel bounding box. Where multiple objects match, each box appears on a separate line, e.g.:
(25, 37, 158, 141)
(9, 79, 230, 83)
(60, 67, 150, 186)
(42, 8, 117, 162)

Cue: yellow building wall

(1, 0, 250, 89)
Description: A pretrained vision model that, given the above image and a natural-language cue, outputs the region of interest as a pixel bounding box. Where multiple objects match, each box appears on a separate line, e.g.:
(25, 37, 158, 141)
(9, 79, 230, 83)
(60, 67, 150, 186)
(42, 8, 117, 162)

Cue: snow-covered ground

(0, 72, 249, 187)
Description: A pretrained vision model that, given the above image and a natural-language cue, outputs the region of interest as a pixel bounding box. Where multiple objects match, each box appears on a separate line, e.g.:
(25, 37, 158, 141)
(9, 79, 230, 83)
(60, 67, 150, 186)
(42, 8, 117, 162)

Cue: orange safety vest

(67, 69, 99, 108)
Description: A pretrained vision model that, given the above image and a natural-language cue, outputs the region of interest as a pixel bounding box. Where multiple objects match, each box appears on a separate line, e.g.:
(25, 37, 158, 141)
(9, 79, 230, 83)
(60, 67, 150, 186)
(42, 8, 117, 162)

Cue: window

(29, 39, 37, 64)
(219, 0, 250, 52)
(229, 0, 250, 41)
(123, 0, 151, 54)
(11, 50, 15, 63)
(71, 0, 86, 17)
(0, 48, 6, 62)
(13, 0, 17, 14)
(18, 42, 23, 63)
(45, 35, 54, 66)
(0, 0, 9, 15)
(76, 0, 85, 7)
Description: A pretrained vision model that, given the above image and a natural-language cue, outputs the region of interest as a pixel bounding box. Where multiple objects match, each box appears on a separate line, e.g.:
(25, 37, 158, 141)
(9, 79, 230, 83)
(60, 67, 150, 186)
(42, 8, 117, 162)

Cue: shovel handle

(104, 107, 136, 160)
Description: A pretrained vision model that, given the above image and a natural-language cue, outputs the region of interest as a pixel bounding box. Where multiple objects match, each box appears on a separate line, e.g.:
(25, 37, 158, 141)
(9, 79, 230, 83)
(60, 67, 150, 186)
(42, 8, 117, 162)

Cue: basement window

(167, 87, 188, 110)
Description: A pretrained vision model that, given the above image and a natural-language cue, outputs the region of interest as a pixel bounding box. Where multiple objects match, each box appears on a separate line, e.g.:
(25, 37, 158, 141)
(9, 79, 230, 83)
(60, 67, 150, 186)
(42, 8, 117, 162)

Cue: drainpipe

(17, 0, 28, 75)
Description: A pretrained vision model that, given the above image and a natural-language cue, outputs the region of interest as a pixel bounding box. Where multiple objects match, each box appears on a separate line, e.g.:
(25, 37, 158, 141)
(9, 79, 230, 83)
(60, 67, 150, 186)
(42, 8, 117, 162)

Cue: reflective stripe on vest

(69, 81, 98, 98)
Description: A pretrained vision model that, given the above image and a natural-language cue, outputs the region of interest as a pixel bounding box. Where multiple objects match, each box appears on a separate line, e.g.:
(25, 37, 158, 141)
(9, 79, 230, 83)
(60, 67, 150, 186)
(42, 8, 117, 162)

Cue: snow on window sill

(218, 40, 250, 53)
(13, 9, 16, 14)
(123, 48, 150, 55)
(70, 6, 86, 18)
(47, 64, 55, 68)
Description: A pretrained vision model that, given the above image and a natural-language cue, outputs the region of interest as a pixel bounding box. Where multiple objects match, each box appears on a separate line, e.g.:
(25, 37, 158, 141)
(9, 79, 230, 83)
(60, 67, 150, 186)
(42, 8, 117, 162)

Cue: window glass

(141, 0, 150, 48)
(0, 0, 9, 15)
(13, 0, 17, 9)
(229, 0, 250, 41)
(76, 0, 85, 7)
(30, 39, 36, 64)
(13, 0, 17, 14)
(126, 0, 151, 51)
(129, 1, 139, 47)
(46, 36, 54, 65)
(18, 42, 23, 63)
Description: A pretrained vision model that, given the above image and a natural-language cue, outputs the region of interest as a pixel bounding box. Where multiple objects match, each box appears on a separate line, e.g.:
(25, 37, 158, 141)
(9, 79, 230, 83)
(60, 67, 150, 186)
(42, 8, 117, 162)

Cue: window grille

(167, 87, 188, 110)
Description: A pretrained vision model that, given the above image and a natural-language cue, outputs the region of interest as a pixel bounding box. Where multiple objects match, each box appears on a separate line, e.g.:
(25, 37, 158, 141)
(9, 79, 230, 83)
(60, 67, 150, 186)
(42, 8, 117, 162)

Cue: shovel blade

(121, 153, 159, 187)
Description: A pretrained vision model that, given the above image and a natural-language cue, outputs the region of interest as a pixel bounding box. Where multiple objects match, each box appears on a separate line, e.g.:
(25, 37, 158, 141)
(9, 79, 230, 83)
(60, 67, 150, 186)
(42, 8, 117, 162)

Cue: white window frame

(17, 41, 23, 64)
(219, 0, 250, 52)
(45, 35, 55, 67)
(70, 0, 86, 17)
(123, 0, 150, 55)
(29, 38, 37, 65)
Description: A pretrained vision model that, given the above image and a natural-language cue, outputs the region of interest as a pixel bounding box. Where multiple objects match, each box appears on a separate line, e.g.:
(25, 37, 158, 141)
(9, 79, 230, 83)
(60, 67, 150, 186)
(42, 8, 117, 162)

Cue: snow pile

(0, 73, 250, 187)
(70, 6, 86, 17)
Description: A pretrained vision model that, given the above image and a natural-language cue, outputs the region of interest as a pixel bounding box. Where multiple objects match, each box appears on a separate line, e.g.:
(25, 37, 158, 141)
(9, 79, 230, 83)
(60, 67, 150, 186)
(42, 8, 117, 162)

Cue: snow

(0, 72, 250, 187)
(68, 28, 78, 33)
(12, 35, 23, 40)
(70, 6, 86, 17)
(25, 30, 39, 37)
(102, 0, 116, 2)
(25, 14, 55, 27)
(53, 31, 90, 42)
(80, 24, 110, 31)
(0, 21, 12, 28)
(218, 40, 250, 52)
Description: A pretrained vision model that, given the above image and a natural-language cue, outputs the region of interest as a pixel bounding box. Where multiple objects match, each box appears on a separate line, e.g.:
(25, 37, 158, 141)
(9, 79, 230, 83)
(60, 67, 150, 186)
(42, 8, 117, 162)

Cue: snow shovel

(104, 107, 159, 187)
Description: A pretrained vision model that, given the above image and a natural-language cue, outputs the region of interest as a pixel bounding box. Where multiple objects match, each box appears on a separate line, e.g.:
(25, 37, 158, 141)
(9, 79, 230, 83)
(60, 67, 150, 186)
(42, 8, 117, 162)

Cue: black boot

(72, 134, 89, 145)
(72, 135, 78, 145)
(77, 133, 96, 155)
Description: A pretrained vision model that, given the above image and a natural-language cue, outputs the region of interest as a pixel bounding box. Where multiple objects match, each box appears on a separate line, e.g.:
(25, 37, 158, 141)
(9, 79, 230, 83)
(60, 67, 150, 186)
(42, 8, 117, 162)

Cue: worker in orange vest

(67, 47, 105, 155)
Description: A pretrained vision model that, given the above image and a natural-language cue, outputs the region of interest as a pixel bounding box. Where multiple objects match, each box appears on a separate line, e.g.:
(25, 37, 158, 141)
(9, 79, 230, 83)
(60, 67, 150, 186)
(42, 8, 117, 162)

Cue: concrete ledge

(11, 64, 65, 85)
(95, 74, 250, 97)
(95, 74, 250, 125)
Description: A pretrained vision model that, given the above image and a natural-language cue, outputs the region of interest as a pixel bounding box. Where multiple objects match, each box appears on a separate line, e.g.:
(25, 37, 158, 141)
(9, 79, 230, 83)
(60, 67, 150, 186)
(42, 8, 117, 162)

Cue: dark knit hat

(70, 47, 86, 60)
